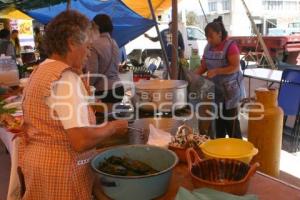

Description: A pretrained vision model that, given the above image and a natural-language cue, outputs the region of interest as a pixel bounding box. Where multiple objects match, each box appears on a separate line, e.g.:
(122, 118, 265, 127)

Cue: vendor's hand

(8, 122, 29, 143)
(9, 128, 26, 141)
(207, 69, 219, 78)
(111, 120, 128, 137)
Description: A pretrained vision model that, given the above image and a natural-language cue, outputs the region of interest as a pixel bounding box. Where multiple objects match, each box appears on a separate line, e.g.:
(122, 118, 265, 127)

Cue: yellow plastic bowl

(200, 138, 258, 164)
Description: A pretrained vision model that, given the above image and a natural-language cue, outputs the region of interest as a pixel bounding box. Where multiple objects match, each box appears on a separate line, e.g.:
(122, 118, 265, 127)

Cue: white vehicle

(125, 22, 207, 59)
(184, 25, 207, 58)
(268, 22, 300, 36)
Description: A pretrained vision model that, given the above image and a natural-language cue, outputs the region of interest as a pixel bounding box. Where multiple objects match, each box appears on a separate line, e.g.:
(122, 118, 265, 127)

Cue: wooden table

(94, 163, 300, 200)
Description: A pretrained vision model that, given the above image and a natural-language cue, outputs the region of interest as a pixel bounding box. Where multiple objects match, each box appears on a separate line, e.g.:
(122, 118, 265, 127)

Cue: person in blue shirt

(144, 21, 185, 62)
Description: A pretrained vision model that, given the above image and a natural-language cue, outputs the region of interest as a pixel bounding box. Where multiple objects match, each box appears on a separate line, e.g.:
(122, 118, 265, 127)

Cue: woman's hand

(111, 120, 128, 137)
(9, 126, 29, 142)
(66, 120, 129, 152)
(207, 69, 219, 78)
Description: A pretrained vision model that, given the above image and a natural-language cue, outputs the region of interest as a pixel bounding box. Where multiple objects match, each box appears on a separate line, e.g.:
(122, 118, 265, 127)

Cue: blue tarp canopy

(21, 0, 155, 47)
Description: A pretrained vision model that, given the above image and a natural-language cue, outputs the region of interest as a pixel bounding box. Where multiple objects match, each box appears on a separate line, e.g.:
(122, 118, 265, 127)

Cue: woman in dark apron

(196, 16, 245, 138)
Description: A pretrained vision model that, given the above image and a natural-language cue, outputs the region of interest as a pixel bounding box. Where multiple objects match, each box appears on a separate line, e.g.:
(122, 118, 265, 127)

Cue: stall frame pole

(171, 0, 178, 79)
(198, 0, 208, 23)
(66, 0, 71, 10)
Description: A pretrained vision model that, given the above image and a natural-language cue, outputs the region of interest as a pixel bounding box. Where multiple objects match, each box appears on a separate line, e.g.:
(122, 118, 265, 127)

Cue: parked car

(184, 25, 207, 58)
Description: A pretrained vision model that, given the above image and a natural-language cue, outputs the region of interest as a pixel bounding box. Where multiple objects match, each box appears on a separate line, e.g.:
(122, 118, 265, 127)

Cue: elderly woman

(20, 11, 128, 200)
(85, 14, 124, 103)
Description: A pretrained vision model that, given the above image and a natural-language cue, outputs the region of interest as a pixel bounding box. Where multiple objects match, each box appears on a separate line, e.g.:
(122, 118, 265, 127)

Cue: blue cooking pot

(91, 145, 178, 200)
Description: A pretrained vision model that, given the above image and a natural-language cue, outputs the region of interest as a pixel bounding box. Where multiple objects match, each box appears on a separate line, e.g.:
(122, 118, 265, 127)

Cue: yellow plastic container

(200, 138, 258, 164)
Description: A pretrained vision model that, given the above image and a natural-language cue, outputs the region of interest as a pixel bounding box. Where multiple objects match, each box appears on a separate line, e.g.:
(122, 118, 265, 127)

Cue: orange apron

(20, 60, 96, 200)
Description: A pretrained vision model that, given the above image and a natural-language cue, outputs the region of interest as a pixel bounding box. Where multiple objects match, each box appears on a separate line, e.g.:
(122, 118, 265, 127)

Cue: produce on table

(169, 131, 209, 148)
(0, 100, 17, 114)
(0, 100, 22, 131)
(168, 124, 210, 163)
(98, 156, 159, 176)
(0, 87, 7, 95)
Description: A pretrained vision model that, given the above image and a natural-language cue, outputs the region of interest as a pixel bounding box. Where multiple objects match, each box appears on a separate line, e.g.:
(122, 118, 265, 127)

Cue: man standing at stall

(145, 21, 185, 62)
(85, 14, 124, 103)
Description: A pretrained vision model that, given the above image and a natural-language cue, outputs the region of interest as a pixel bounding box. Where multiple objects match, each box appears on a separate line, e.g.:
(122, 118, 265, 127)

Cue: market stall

(0, 7, 34, 47)
(0, 1, 300, 200)
(18, 0, 156, 47)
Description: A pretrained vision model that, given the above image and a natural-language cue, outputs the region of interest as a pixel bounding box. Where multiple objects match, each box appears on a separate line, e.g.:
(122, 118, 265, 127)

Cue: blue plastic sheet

(22, 0, 155, 47)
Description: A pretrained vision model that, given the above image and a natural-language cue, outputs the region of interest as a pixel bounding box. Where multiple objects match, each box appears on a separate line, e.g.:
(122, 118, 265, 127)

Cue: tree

(186, 11, 200, 26)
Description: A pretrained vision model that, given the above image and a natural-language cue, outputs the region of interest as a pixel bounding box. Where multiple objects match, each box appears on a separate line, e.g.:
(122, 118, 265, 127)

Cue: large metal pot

(133, 80, 188, 112)
(91, 145, 178, 200)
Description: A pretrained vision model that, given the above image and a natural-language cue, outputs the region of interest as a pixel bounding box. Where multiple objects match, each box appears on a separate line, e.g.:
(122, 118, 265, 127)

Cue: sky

(179, 0, 204, 13)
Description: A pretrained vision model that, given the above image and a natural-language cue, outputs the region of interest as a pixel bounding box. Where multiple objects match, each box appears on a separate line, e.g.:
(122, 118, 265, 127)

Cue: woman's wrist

(106, 122, 116, 136)
(215, 68, 221, 75)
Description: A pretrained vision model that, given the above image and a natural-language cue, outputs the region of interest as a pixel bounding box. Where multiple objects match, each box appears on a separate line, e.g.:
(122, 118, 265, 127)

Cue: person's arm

(114, 40, 120, 66)
(178, 32, 185, 52)
(66, 120, 127, 152)
(207, 43, 240, 78)
(218, 53, 240, 75)
(207, 54, 240, 78)
(144, 33, 159, 42)
(195, 58, 207, 75)
(195, 65, 207, 75)
(47, 71, 128, 152)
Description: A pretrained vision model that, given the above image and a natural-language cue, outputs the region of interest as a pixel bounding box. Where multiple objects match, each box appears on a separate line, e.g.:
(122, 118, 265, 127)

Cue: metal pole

(198, 0, 208, 23)
(240, 0, 276, 69)
(147, 0, 171, 79)
(171, 0, 178, 79)
(67, 0, 71, 10)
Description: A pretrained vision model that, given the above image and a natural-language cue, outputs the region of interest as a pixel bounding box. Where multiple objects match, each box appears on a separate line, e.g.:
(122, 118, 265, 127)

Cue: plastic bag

(147, 124, 171, 148)
(178, 66, 215, 137)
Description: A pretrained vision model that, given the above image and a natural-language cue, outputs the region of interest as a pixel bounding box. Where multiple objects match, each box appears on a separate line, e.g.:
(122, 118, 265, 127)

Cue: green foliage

(0, 100, 17, 115)
(186, 11, 200, 26)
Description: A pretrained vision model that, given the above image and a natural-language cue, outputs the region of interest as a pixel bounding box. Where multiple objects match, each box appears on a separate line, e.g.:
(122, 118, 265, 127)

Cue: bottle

(189, 48, 201, 71)
(147, 69, 151, 80)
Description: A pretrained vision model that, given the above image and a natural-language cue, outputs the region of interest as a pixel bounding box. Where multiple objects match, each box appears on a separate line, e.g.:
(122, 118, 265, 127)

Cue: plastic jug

(0, 54, 19, 86)
(189, 48, 201, 71)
